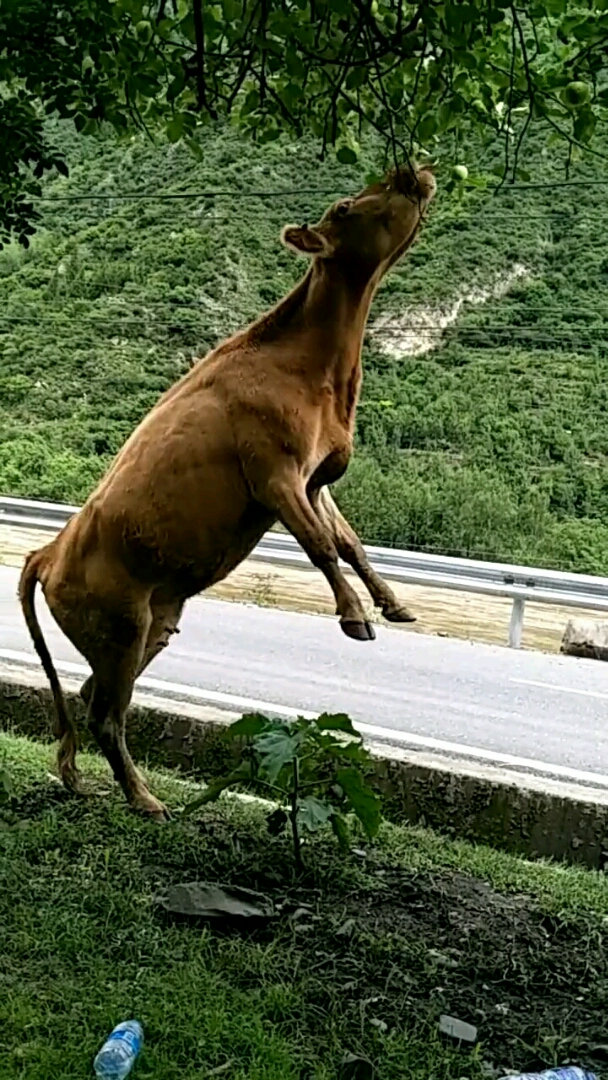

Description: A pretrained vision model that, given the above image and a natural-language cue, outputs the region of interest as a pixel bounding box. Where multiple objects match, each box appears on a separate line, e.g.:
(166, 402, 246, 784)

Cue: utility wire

(2, 312, 608, 337)
(32, 176, 608, 203)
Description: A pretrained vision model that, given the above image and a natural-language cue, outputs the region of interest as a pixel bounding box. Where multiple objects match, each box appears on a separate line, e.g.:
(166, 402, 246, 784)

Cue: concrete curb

(1, 662, 608, 870)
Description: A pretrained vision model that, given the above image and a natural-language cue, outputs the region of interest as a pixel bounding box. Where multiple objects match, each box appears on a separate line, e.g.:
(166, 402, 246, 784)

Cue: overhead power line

(35, 188, 345, 202)
(2, 317, 608, 353)
(2, 312, 608, 335)
(5, 290, 605, 320)
(32, 177, 608, 203)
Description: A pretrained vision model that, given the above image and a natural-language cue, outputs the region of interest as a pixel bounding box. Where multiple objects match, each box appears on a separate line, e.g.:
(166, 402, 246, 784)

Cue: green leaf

(179, 10, 196, 42)
(573, 106, 596, 143)
(417, 114, 437, 142)
(166, 113, 184, 143)
(255, 729, 301, 785)
(337, 768, 382, 839)
(326, 740, 370, 763)
(345, 66, 368, 91)
(285, 50, 306, 80)
(315, 712, 357, 735)
(258, 127, 282, 144)
(331, 812, 350, 853)
(436, 102, 455, 133)
(167, 73, 185, 103)
(222, 0, 240, 20)
(241, 89, 260, 115)
(185, 137, 204, 162)
(337, 146, 358, 165)
(228, 713, 270, 738)
(298, 795, 334, 832)
(282, 82, 304, 106)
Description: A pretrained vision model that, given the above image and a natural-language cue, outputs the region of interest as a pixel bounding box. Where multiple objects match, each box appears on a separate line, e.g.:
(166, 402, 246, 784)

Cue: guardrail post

(508, 597, 525, 649)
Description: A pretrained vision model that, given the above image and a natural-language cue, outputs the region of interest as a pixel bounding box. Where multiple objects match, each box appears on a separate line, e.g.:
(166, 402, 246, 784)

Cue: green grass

(2, 731, 608, 1080)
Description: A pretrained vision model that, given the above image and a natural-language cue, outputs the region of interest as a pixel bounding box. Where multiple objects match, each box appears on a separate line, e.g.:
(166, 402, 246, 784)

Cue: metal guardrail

(2, 493, 608, 649)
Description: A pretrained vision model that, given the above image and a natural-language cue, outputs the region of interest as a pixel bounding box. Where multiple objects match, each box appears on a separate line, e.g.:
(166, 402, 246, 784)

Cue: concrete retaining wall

(2, 662, 608, 871)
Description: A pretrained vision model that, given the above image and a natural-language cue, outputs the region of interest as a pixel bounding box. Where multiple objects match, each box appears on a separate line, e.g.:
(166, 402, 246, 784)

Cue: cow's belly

(101, 471, 275, 597)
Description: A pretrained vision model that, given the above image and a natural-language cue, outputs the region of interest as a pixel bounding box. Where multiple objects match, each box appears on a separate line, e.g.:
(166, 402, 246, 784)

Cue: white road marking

(3, 647, 608, 790)
(511, 677, 608, 701)
(0, 648, 317, 721)
(353, 719, 608, 788)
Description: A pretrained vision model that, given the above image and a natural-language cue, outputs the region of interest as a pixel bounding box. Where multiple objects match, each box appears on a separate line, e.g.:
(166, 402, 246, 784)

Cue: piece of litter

(158, 882, 274, 921)
(439, 1015, 478, 1043)
(369, 1018, 388, 1034)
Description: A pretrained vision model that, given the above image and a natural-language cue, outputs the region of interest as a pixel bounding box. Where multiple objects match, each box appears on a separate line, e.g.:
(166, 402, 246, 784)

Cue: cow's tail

(18, 548, 79, 789)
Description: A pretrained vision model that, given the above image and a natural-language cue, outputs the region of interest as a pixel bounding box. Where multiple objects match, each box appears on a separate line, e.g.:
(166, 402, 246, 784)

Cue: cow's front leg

(312, 488, 416, 624)
(263, 474, 375, 641)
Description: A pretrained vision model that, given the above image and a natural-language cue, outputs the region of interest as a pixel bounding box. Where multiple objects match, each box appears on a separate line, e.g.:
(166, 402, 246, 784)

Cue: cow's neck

(245, 258, 383, 427)
(255, 258, 379, 392)
(301, 259, 379, 423)
(303, 258, 375, 348)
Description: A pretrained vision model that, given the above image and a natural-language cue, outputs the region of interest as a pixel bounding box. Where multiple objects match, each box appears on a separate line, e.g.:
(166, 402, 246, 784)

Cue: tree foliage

(2, 0, 608, 244)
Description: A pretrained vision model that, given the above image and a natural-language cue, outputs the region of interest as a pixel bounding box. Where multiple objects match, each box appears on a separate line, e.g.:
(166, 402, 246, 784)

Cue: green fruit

(135, 19, 152, 41)
(563, 81, 591, 108)
(452, 164, 468, 181)
(337, 146, 358, 166)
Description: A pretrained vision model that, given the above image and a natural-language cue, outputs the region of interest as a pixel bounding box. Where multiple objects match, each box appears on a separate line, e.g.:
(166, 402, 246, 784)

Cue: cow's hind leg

(313, 489, 416, 624)
(80, 592, 184, 709)
(85, 603, 170, 821)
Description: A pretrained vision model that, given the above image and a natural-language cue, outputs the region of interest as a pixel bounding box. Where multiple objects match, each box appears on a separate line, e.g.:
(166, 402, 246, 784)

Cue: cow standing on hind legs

(19, 163, 436, 820)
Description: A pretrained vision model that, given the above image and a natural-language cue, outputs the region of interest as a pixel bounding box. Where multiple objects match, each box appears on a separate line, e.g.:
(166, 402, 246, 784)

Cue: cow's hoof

(132, 795, 172, 822)
(59, 762, 82, 794)
(383, 604, 417, 624)
(340, 619, 376, 641)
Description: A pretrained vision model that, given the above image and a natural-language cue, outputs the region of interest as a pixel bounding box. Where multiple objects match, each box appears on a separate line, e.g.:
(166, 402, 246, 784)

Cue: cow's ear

(281, 224, 333, 256)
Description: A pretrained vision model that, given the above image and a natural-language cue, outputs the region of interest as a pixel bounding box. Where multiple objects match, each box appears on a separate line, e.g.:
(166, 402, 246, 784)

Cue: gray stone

(561, 618, 608, 661)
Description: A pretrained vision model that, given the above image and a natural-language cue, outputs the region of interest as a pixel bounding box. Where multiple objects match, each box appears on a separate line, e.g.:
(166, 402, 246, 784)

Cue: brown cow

(19, 163, 435, 819)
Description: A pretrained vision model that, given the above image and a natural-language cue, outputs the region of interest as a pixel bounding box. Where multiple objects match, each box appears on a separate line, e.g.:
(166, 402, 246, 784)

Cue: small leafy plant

(184, 712, 382, 868)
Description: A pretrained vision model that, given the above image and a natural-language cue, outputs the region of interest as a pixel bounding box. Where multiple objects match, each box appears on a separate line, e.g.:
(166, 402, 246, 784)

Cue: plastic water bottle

(502, 1070, 597, 1080)
(93, 1020, 143, 1079)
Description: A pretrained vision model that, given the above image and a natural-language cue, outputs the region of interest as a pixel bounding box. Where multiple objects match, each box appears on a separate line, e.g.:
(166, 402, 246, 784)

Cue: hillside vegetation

(2, 123, 608, 573)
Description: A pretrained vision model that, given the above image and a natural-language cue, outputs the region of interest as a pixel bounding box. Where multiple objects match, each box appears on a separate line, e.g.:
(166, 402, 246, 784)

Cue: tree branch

(192, 0, 207, 111)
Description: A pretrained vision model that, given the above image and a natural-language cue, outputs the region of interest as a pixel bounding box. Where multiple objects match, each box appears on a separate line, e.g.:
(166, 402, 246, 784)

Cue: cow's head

(281, 163, 435, 278)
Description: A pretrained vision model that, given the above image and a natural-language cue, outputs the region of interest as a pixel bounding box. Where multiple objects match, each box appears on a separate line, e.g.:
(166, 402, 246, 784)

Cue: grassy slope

(2, 731, 608, 1080)
(2, 123, 608, 571)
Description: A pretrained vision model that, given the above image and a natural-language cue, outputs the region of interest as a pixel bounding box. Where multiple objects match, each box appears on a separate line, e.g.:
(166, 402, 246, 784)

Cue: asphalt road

(2, 562, 608, 784)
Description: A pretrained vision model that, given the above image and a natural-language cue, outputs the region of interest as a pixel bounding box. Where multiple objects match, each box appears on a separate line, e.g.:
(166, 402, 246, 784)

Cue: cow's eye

(335, 201, 351, 218)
